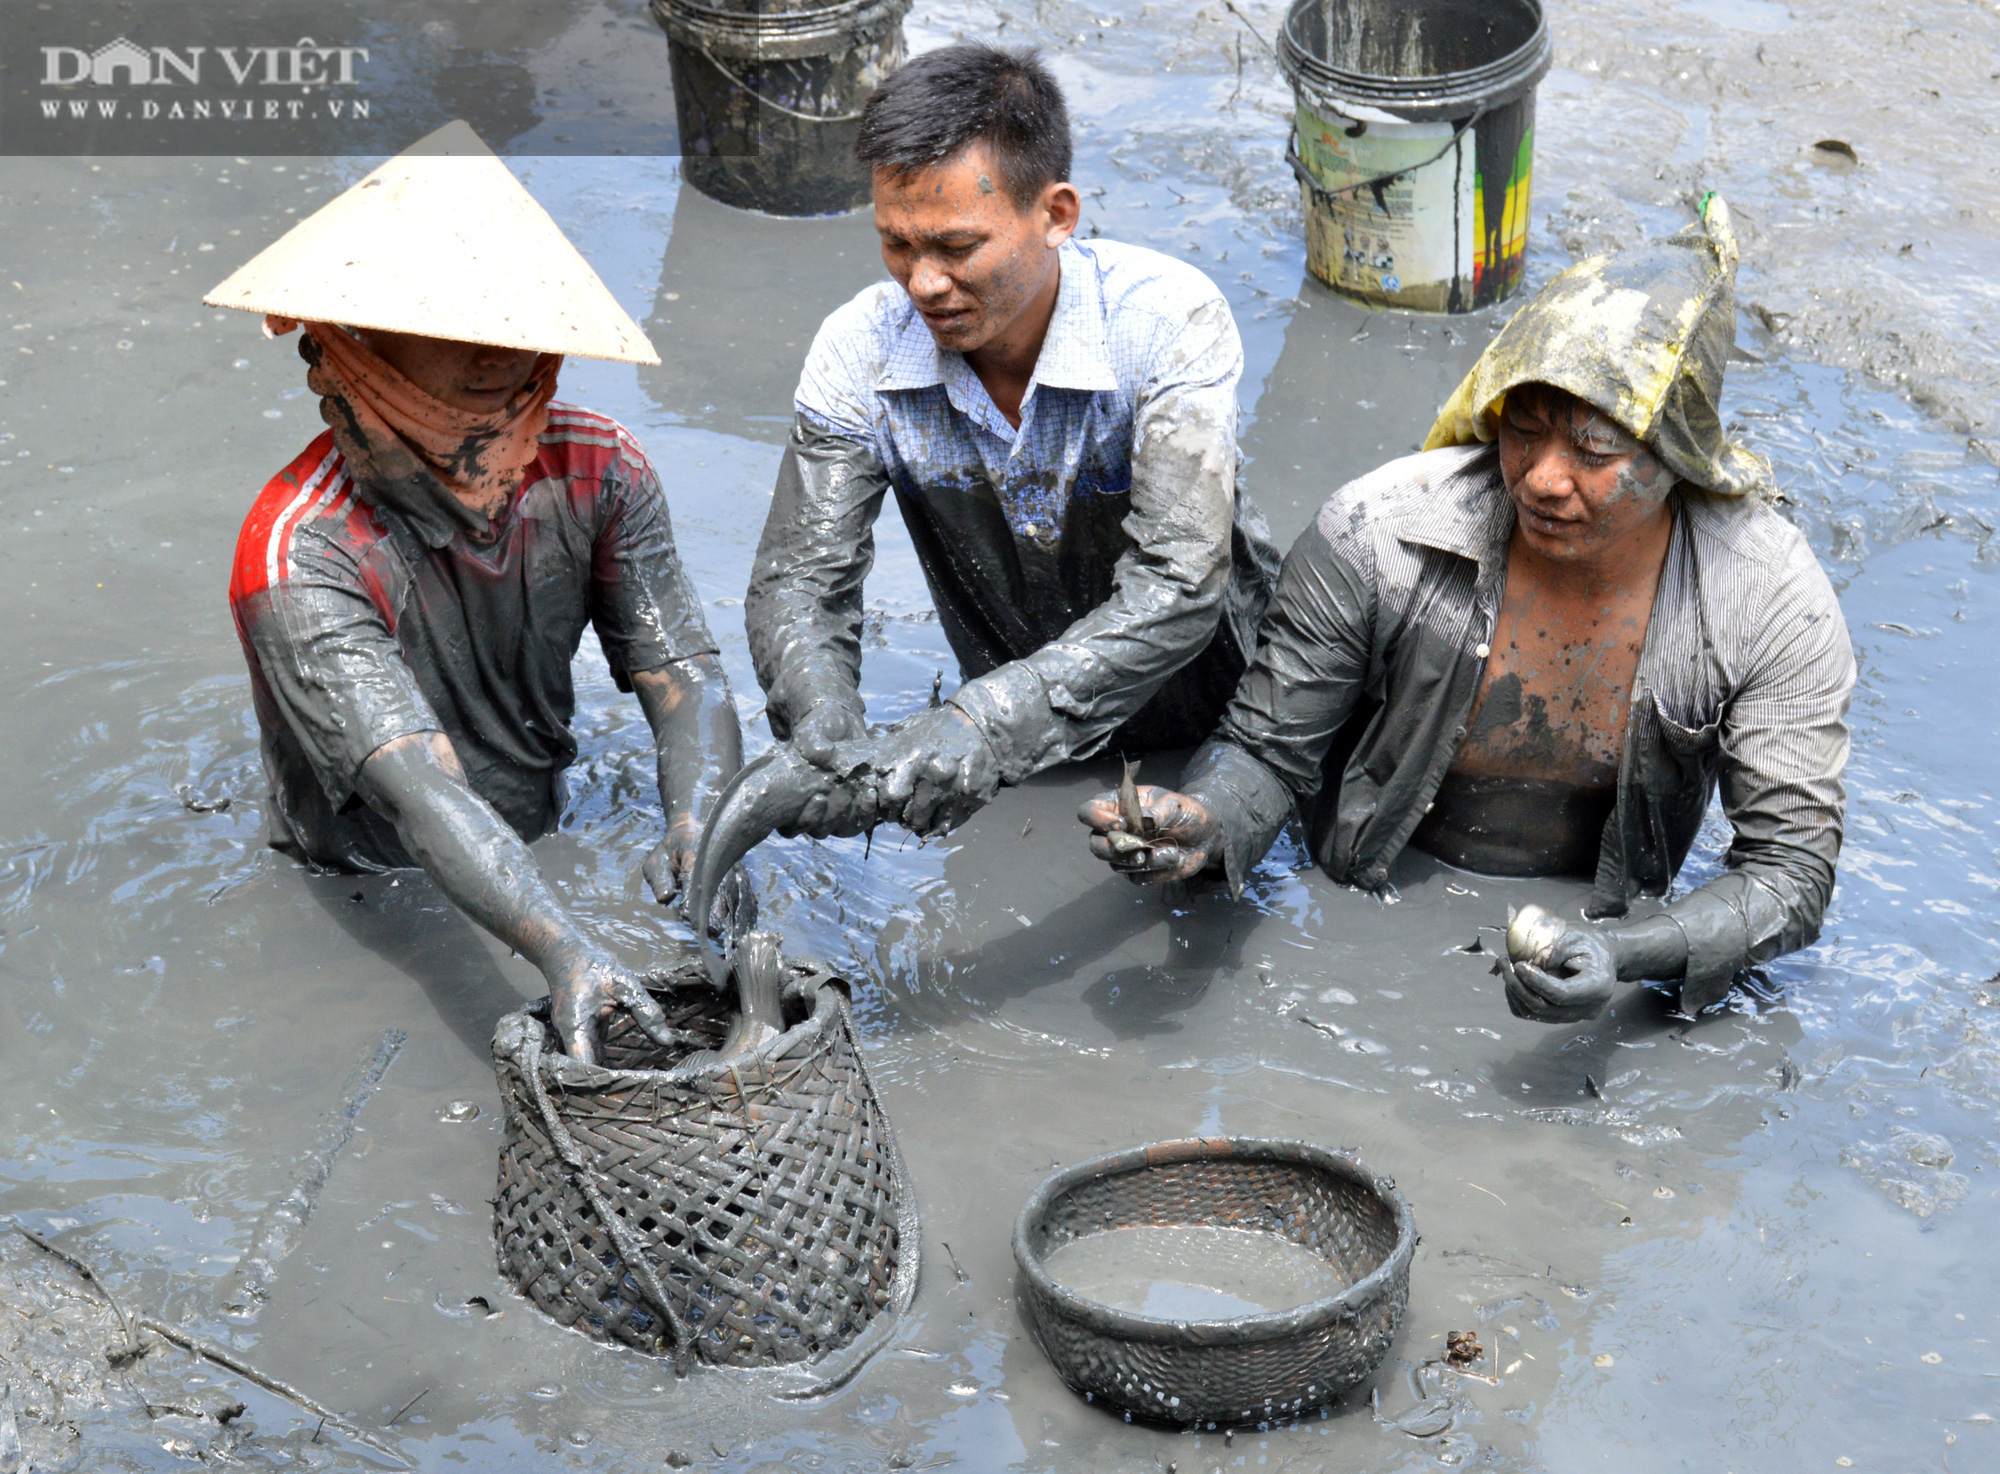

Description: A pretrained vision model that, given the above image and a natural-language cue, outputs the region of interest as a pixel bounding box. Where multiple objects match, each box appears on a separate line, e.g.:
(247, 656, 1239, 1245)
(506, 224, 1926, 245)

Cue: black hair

(855, 44, 1072, 207)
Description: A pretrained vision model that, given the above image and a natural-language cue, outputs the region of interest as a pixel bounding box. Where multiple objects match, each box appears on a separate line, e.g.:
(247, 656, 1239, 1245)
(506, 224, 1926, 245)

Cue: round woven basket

(491, 956, 919, 1395)
(1013, 1138, 1414, 1427)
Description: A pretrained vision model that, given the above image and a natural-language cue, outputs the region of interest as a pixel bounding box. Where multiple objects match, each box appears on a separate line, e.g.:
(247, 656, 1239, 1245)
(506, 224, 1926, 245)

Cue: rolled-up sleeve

(1669, 538, 1854, 990)
(1180, 510, 1379, 893)
(950, 297, 1245, 781)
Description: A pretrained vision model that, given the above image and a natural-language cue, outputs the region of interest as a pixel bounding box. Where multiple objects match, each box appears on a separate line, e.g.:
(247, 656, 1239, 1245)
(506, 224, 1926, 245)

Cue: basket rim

(1010, 1136, 1416, 1347)
(492, 956, 849, 1090)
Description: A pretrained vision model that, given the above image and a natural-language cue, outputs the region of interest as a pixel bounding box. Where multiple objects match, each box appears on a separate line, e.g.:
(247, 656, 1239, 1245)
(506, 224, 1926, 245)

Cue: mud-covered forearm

(1664, 853, 1830, 997)
(1599, 912, 1691, 982)
(745, 423, 888, 739)
(633, 656, 742, 840)
(1178, 739, 1298, 898)
(355, 733, 585, 976)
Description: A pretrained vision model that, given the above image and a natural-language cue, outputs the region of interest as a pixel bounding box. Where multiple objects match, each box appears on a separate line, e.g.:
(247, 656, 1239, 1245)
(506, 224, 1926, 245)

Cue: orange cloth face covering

(266, 315, 562, 536)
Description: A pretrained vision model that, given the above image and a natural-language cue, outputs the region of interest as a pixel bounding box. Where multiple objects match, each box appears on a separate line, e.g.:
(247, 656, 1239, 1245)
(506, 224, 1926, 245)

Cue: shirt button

(1475, 643, 1491, 659)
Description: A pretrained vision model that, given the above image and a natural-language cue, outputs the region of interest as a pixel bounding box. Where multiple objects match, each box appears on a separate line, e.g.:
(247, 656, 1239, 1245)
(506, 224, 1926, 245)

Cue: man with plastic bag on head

(1080, 197, 1855, 1024)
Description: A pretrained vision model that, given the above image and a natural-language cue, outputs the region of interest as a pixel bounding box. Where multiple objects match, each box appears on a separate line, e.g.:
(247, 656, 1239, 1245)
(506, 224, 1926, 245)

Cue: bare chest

(1451, 560, 1659, 787)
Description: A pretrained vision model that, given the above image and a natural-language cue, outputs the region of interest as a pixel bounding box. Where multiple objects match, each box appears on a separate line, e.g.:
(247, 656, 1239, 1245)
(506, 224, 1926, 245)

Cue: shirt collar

(1390, 444, 1514, 578)
(871, 240, 1120, 397)
(1030, 241, 1119, 393)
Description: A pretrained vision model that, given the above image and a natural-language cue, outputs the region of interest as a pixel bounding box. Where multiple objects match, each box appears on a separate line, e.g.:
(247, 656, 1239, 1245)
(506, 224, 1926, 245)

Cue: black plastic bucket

(651, 0, 911, 217)
(1277, 0, 1552, 312)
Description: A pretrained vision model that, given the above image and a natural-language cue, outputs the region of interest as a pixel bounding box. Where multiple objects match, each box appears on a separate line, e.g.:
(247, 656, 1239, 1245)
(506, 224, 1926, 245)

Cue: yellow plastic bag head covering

(1424, 195, 1770, 499)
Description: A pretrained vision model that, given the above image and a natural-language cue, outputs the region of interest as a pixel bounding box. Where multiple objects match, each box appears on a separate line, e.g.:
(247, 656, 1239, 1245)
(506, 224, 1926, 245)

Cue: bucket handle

(521, 1032, 695, 1368)
(690, 41, 870, 124)
(1287, 108, 1486, 211)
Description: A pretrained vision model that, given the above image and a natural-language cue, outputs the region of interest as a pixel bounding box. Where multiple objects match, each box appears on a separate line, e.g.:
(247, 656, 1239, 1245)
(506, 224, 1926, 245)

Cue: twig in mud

(134, 1317, 408, 1467)
(941, 1242, 970, 1285)
(14, 1222, 406, 1465)
(387, 1387, 428, 1425)
(218, 1027, 406, 1318)
(12, 1223, 139, 1356)
(1220, 0, 1275, 57)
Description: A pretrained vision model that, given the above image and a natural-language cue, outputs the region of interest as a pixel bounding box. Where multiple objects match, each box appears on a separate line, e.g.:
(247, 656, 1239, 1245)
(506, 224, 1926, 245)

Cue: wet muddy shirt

(229, 407, 715, 872)
(1185, 444, 1856, 991)
(746, 237, 1280, 781)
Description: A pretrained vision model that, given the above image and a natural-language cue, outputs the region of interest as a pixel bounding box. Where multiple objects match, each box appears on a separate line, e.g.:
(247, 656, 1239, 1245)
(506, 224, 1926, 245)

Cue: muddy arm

(1174, 511, 1380, 895)
(744, 423, 890, 752)
(1661, 549, 1855, 1005)
(631, 656, 744, 908)
(355, 731, 671, 1062)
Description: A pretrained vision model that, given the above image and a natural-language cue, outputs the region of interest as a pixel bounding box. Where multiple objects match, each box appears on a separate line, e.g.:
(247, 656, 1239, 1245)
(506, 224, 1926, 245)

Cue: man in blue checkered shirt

(743, 44, 1278, 840)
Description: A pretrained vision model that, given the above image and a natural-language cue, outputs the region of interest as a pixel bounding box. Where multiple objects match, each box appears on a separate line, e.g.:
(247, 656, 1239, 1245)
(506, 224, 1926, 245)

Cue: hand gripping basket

(492, 955, 919, 1394)
(1013, 1138, 1414, 1427)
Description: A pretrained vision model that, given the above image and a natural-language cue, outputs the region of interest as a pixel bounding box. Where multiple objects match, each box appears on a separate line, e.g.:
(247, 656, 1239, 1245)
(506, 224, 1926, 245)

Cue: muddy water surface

(3, 0, 1999, 1469)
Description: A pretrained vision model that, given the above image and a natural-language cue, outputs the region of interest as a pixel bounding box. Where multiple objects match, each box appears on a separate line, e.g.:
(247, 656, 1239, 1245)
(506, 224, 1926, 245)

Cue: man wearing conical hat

(210, 123, 745, 1064)
(1081, 200, 1856, 1023)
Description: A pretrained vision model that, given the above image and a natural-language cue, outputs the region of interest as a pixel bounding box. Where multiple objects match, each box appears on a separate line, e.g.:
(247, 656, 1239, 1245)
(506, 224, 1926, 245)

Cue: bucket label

(1472, 124, 1534, 305)
(1295, 104, 1474, 312)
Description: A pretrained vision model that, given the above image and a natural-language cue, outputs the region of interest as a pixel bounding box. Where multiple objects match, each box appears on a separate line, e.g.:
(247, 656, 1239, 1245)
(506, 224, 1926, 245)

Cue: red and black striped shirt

(229, 404, 714, 871)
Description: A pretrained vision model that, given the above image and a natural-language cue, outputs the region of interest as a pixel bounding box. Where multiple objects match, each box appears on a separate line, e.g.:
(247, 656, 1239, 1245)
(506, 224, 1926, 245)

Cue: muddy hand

(1078, 784, 1220, 884)
(1499, 927, 1616, 1024)
(789, 698, 867, 771)
(547, 946, 677, 1065)
(646, 815, 756, 935)
(873, 705, 1002, 837)
(642, 814, 700, 907)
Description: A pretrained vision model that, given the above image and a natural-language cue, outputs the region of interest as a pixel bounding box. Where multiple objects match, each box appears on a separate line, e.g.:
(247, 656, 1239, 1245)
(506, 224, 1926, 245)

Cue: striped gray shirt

(1184, 443, 1856, 991)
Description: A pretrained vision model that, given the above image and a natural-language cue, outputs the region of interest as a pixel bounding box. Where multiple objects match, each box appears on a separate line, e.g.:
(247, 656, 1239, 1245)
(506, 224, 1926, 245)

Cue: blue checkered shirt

(770, 238, 1276, 779)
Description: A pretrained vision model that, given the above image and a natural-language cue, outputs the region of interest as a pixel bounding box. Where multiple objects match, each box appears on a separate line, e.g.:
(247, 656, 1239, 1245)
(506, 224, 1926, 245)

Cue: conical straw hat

(204, 120, 658, 365)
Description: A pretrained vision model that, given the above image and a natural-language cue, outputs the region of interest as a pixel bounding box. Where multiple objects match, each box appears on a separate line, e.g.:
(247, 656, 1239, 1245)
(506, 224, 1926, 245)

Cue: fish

(1116, 758, 1152, 838)
(1505, 904, 1567, 970)
(680, 930, 789, 1070)
(722, 931, 788, 1055)
(685, 746, 838, 985)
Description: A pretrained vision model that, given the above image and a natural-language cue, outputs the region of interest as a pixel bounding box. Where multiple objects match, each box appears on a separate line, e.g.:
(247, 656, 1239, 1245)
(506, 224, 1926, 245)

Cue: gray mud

(3, 0, 2000, 1469)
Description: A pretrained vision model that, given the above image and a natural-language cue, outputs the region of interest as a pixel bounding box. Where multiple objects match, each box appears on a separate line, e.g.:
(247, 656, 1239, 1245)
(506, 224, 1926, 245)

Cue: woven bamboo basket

(1013, 1138, 1414, 1426)
(491, 955, 919, 1392)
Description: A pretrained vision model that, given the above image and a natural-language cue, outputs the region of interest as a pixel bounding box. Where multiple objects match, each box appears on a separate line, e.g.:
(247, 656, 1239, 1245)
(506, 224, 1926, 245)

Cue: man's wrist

(770, 664, 863, 731)
(1604, 913, 1691, 983)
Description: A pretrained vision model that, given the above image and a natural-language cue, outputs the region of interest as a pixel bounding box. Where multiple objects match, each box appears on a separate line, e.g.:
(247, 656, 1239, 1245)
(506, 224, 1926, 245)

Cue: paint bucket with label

(1277, 0, 1552, 312)
(651, 0, 910, 217)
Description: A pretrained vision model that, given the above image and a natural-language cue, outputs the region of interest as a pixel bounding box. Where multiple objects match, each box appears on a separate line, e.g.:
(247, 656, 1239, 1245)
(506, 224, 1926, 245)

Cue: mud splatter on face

(1570, 409, 1673, 510)
(977, 173, 995, 196)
